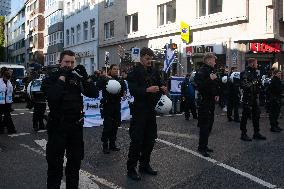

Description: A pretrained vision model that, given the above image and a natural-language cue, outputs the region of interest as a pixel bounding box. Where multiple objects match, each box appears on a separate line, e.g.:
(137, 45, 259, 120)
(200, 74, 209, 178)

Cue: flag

(180, 21, 190, 43)
(163, 44, 175, 73)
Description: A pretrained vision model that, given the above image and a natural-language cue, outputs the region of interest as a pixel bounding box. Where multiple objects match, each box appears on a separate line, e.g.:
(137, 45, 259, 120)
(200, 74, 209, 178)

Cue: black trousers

(269, 99, 281, 128)
(101, 103, 121, 144)
(227, 98, 239, 120)
(184, 98, 197, 119)
(127, 110, 157, 171)
(240, 103, 260, 134)
(46, 119, 84, 189)
(33, 102, 46, 129)
(0, 103, 16, 133)
(197, 101, 215, 150)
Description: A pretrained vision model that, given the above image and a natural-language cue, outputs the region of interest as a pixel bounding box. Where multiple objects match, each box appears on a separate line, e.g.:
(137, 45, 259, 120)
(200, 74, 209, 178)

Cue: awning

(232, 33, 284, 43)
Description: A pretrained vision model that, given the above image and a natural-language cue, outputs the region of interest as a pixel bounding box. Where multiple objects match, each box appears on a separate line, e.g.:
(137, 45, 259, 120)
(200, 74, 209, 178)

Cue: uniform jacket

(0, 78, 13, 104)
(127, 64, 163, 112)
(268, 76, 282, 101)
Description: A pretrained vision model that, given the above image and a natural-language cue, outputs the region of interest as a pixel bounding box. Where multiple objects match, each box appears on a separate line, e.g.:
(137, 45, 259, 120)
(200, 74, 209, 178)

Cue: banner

(163, 44, 175, 73)
(169, 76, 185, 96)
(83, 81, 134, 127)
(181, 21, 190, 43)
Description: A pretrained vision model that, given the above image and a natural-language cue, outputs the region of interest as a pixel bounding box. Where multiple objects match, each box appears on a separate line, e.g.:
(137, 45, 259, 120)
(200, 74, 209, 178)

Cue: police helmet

(229, 72, 240, 82)
(221, 76, 228, 83)
(155, 95, 172, 114)
(106, 79, 121, 94)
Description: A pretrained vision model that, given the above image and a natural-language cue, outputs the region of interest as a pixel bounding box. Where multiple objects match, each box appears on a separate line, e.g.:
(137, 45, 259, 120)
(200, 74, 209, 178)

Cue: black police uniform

(240, 67, 266, 140)
(194, 64, 218, 156)
(126, 64, 163, 178)
(30, 78, 47, 131)
(227, 76, 240, 122)
(181, 78, 197, 120)
(42, 67, 98, 189)
(98, 76, 127, 152)
(268, 75, 282, 132)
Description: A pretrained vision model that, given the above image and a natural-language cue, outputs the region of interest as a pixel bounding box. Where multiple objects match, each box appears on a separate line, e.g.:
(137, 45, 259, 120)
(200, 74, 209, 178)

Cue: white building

(5, 6, 26, 66)
(98, 0, 284, 75)
(0, 0, 11, 16)
(64, 0, 99, 75)
(44, 0, 64, 66)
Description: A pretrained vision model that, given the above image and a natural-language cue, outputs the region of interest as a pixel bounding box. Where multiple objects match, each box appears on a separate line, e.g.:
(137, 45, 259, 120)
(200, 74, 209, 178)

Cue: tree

(0, 16, 5, 62)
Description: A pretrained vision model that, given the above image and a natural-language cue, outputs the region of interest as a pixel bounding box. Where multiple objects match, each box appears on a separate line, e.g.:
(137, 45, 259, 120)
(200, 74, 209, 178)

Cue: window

(83, 21, 88, 41)
(125, 13, 138, 34)
(67, 2, 70, 14)
(104, 21, 114, 39)
(198, 0, 222, 17)
(105, 0, 114, 7)
(72, 0, 75, 10)
(90, 19, 95, 39)
(157, 0, 176, 26)
(77, 24, 81, 42)
(66, 29, 70, 45)
(71, 27, 75, 44)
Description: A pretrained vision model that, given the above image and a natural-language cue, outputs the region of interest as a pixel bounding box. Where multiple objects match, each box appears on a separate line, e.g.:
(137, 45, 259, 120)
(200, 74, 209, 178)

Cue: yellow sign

(180, 21, 190, 43)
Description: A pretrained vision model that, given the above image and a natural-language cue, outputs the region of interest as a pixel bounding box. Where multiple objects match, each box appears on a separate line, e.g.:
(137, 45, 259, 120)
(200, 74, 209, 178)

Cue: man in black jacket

(126, 47, 167, 180)
(97, 64, 127, 154)
(240, 58, 266, 141)
(42, 50, 99, 189)
(268, 69, 282, 132)
(194, 53, 219, 157)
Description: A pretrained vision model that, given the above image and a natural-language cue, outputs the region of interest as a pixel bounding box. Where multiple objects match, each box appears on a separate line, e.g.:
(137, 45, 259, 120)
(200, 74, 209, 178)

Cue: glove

(59, 67, 72, 78)
(72, 65, 88, 80)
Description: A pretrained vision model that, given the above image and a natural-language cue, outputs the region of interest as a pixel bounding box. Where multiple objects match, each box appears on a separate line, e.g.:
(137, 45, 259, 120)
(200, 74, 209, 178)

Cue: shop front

(185, 43, 225, 71)
(245, 41, 282, 76)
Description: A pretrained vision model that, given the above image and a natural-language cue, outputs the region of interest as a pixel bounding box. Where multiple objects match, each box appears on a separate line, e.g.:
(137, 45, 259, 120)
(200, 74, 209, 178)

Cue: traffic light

(169, 43, 177, 50)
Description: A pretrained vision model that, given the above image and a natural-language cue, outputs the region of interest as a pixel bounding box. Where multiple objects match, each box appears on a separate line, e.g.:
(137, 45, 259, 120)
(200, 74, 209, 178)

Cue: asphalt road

(0, 102, 283, 189)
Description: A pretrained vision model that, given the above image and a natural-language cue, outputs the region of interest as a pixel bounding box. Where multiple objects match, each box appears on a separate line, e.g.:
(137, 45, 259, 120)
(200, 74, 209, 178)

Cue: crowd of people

(0, 48, 282, 188)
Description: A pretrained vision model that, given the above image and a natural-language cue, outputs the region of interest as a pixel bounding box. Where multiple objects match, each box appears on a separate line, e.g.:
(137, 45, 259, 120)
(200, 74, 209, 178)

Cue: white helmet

(221, 76, 228, 83)
(106, 79, 121, 94)
(155, 95, 172, 114)
(229, 72, 240, 83)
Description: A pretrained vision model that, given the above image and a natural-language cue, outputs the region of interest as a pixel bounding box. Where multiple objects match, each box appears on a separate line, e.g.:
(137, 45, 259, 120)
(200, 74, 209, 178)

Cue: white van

(0, 63, 26, 78)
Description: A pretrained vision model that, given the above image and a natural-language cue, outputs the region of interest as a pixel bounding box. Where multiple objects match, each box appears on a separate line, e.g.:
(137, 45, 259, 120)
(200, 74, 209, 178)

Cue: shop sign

(75, 51, 94, 57)
(186, 44, 223, 56)
(249, 42, 281, 53)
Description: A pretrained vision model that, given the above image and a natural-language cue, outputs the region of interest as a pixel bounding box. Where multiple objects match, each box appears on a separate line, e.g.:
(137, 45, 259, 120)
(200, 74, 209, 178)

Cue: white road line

(158, 131, 198, 140)
(34, 139, 122, 189)
(8, 133, 30, 137)
(157, 139, 280, 189)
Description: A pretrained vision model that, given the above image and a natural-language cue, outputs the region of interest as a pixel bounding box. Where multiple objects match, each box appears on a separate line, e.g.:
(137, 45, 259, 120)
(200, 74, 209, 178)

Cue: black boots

(127, 169, 141, 181)
(139, 165, 158, 175)
(102, 142, 110, 154)
(253, 133, 266, 140)
(241, 133, 252, 141)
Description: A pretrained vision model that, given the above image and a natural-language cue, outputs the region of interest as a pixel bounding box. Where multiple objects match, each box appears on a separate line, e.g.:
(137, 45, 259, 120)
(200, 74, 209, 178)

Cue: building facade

(44, 0, 64, 66)
(5, 7, 26, 66)
(98, 0, 284, 76)
(0, 0, 11, 16)
(63, 0, 99, 75)
(25, 0, 45, 66)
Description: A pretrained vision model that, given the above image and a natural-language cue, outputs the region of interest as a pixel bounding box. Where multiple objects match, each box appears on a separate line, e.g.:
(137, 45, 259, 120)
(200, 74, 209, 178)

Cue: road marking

(158, 131, 198, 140)
(34, 139, 123, 189)
(8, 133, 30, 137)
(157, 139, 280, 189)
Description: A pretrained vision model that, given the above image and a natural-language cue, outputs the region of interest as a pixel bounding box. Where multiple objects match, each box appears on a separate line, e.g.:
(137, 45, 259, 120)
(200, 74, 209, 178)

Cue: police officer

(268, 70, 282, 132)
(126, 47, 167, 180)
(28, 72, 47, 131)
(181, 73, 197, 120)
(227, 69, 241, 122)
(42, 50, 99, 189)
(0, 68, 17, 134)
(97, 64, 126, 154)
(240, 58, 266, 141)
(194, 53, 219, 157)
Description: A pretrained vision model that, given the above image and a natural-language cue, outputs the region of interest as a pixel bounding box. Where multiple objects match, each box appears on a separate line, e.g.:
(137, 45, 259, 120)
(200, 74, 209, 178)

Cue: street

(0, 102, 283, 189)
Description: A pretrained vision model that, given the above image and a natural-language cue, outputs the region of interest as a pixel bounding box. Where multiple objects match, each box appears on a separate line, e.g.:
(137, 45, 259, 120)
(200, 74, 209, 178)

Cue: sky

(11, 0, 25, 16)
